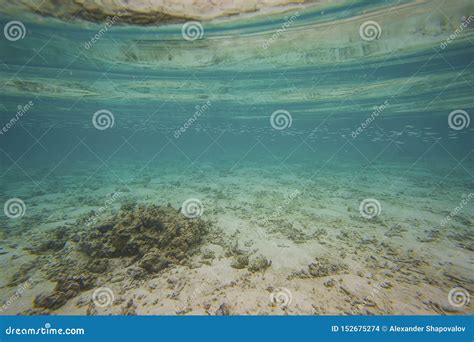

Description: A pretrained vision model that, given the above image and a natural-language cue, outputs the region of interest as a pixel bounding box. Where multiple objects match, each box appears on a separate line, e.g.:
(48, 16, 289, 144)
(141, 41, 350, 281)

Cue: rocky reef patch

(21, 203, 210, 312)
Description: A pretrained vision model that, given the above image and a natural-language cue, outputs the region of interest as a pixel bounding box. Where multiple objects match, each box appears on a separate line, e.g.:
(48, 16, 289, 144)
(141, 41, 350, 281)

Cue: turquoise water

(0, 0, 473, 315)
(1, 3, 473, 168)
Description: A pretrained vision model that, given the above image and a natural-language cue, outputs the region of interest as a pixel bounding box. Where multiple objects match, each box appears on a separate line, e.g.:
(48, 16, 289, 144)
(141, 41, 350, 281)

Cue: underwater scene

(0, 0, 473, 316)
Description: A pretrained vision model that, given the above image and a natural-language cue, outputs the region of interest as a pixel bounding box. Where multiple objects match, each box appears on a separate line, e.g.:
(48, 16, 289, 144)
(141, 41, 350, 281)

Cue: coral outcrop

(31, 204, 209, 311)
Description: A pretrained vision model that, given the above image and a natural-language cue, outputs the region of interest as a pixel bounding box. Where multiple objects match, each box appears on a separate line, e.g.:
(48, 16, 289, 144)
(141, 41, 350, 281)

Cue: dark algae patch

(30, 204, 210, 312)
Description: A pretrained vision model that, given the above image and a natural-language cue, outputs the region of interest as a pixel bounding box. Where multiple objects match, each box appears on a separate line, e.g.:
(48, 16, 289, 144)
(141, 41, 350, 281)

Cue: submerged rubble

(288, 257, 348, 280)
(78, 204, 208, 269)
(30, 204, 210, 311)
(34, 275, 96, 310)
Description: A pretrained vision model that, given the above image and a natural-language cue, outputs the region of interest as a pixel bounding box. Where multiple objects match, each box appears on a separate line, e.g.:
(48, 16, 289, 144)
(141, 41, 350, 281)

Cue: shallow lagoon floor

(1, 147, 473, 315)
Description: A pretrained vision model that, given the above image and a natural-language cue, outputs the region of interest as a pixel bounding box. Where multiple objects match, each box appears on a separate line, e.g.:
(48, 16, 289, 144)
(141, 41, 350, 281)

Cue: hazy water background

(0, 0, 473, 199)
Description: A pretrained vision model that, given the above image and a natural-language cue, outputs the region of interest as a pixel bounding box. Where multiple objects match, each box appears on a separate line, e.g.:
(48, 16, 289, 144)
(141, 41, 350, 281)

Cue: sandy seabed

(0, 159, 473, 316)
